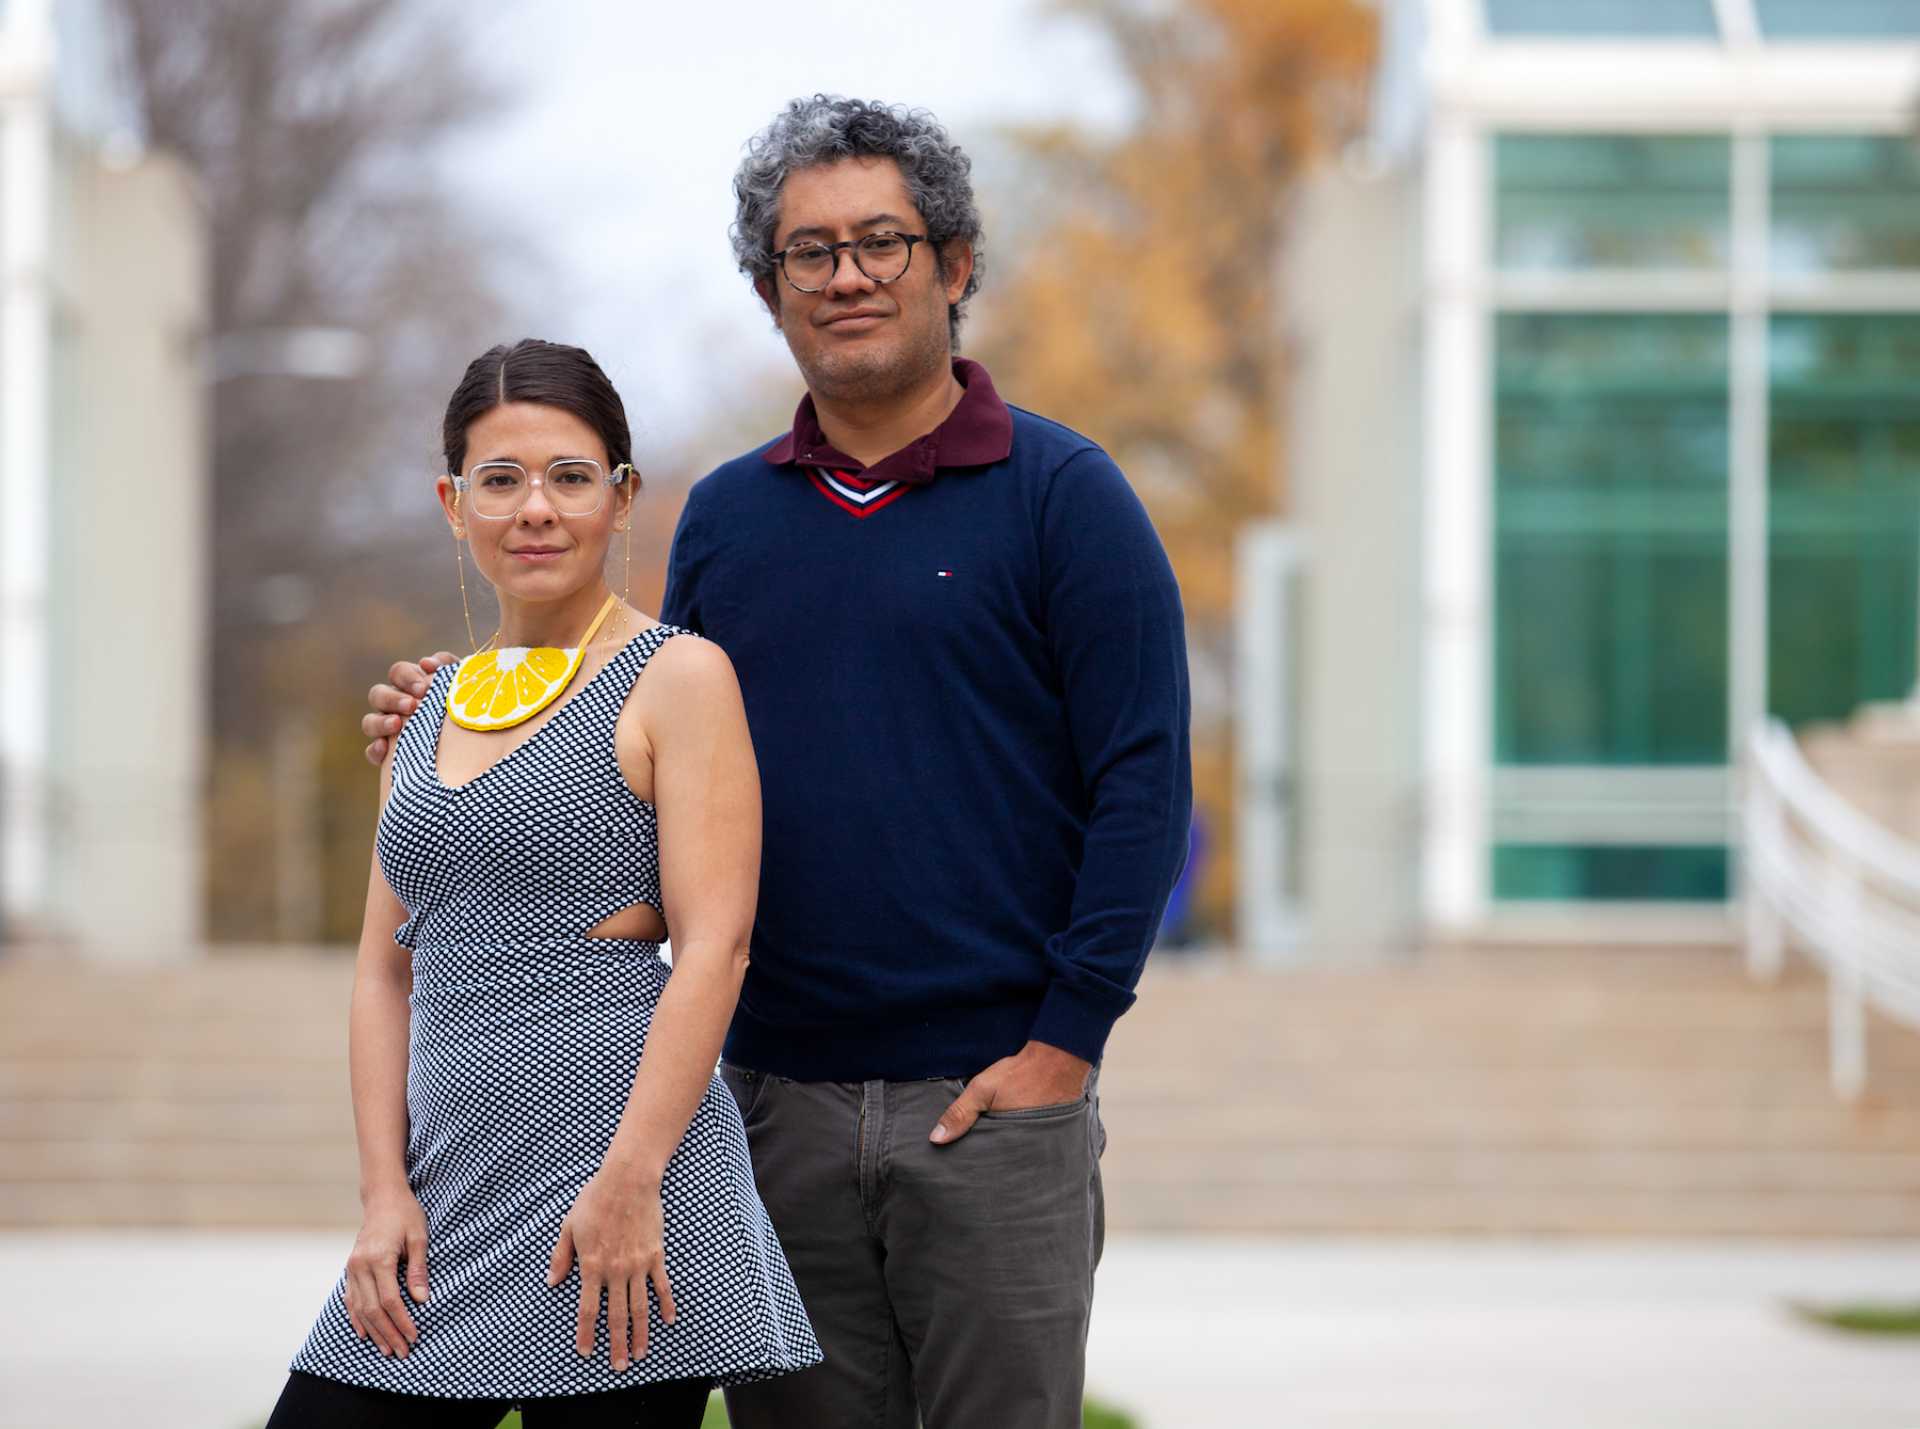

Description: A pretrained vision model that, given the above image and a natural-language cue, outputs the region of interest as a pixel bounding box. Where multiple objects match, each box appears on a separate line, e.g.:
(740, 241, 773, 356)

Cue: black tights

(263, 1369, 713, 1428)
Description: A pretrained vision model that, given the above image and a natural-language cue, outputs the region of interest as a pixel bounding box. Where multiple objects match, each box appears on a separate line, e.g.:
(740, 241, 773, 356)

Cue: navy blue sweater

(661, 387, 1191, 1080)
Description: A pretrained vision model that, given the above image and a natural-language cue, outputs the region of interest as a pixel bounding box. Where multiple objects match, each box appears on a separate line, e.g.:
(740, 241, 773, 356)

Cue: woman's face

(436, 401, 631, 607)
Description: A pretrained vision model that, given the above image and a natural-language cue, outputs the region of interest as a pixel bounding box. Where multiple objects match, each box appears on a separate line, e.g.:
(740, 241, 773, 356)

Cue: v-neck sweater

(661, 392, 1192, 1081)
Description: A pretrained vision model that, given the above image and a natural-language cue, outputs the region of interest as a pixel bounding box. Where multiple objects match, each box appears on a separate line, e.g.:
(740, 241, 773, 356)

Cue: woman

(266, 339, 820, 1427)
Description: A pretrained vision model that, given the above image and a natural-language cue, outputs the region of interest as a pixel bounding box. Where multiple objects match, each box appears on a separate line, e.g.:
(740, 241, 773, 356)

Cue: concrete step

(12, 1180, 1911, 1238)
(7, 946, 1920, 1234)
(1104, 1184, 1920, 1236)
(5, 1137, 354, 1184)
(11, 1130, 1918, 1191)
(1098, 1143, 1920, 1193)
(1, 1055, 348, 1100)
(0, 1097, 354, 1140)
(0, 1181, 359, 1228)
(13, 1093, 1920, 1151)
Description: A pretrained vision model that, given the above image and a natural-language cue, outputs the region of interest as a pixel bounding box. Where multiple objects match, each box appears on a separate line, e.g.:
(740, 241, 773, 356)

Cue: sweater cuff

(1028, 976, 1135, 1066)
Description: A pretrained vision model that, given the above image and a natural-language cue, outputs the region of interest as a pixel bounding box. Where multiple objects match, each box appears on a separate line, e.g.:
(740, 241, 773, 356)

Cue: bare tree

(113, 0, 526, 697)
(110, 0, 532, 937)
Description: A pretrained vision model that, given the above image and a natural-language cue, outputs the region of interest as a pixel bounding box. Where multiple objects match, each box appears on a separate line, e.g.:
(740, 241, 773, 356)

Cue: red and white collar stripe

(808, 466, 912, 519)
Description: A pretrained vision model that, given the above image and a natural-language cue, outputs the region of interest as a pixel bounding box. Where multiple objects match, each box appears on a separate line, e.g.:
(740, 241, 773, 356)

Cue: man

(365, 95, 1191, 1429)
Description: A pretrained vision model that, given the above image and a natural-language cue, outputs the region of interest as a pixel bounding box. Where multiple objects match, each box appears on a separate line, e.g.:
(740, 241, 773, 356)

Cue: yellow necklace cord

(574, 591, 619, 649)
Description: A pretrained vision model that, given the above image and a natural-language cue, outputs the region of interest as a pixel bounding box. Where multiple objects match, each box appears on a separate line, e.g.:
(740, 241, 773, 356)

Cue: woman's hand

(344, 1187, 430, 1358)
(546, 1171, 678, 1373)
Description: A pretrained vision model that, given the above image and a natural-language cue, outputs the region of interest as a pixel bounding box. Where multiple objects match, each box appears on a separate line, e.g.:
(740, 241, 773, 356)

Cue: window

(1496, 135, 1730, 271)
(1493, 844, 1729, 901)
(1754, 0, 1920, 38)
(1483, 0, 1720, 37)
(1494, 315, 1730, 765)
(1772, 135, 1920, 273)
(1768, 316, 1920, 725)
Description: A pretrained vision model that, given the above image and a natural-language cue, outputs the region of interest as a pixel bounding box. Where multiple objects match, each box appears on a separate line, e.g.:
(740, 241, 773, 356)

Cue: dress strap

(393, 662, 457, 779)
(594, 624, 689, 717)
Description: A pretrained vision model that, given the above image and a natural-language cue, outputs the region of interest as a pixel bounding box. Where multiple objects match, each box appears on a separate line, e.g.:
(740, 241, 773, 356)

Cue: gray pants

(717, 1063, 1106, 1429)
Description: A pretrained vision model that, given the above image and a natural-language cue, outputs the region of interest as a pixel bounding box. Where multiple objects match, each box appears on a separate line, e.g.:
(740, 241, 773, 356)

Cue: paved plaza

(2, 1233, 1917, 1427)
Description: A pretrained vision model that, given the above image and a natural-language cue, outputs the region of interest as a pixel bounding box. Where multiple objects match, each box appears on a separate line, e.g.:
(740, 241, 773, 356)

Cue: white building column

(0, 6, 55, 942)
(1236, 523, 1305, 959)
(47, 150, 209, 957)
(1727, 129, 1771, 800)
(1421, 106, 1493, 932)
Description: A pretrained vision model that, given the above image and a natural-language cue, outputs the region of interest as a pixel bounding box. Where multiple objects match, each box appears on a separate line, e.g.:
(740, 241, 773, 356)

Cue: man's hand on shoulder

(362, 652, 456, 767)
(929, 1040, 1093, 1145)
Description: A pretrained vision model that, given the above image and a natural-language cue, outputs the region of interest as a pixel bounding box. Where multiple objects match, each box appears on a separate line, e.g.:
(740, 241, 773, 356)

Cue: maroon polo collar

(762, 358, 1014, 485)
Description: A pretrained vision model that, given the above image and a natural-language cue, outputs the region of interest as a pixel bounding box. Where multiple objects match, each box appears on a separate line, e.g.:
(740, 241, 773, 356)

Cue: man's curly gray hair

(731, 95, 984, 348)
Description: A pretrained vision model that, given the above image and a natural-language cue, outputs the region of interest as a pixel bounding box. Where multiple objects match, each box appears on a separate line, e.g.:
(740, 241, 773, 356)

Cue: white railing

(1744, 718, 1920, 1099)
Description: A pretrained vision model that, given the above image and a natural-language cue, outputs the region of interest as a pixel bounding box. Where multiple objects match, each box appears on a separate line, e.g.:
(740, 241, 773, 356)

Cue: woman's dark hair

(442, 338, 637, 486)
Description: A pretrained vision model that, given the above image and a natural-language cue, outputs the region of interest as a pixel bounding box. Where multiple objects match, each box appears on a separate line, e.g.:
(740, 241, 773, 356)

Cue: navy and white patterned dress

(289, 624, 821, 1398)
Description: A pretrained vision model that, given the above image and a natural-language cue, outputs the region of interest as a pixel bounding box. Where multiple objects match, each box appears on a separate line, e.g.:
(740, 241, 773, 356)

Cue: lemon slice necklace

(446, 592, 620, 732)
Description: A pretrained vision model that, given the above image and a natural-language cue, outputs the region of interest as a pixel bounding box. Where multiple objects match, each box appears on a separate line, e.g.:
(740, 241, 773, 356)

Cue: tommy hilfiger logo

(808, 466, 911, 519)
(936, 570, 954, 578)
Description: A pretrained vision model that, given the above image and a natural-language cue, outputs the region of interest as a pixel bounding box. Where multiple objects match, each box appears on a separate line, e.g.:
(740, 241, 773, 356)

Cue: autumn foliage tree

(975, 0, 1377, 940)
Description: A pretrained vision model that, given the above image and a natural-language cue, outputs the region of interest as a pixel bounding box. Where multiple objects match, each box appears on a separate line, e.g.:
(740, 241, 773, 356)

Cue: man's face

(760, 156, 973, 405)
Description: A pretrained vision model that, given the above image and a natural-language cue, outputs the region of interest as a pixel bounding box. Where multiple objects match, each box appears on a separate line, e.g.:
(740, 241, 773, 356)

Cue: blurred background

(8, 0, 1920, 1424)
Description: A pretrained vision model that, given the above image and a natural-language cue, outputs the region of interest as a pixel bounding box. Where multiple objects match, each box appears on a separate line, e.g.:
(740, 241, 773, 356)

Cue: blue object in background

(1157, 813, 1207, 948)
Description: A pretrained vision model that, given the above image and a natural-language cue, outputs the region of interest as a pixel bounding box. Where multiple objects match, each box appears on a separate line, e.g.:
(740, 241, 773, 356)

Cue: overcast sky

(442, 0, 1132, 465)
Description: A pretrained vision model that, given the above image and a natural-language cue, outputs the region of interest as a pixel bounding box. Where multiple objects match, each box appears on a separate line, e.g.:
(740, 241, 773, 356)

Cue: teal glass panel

(1756, 1, 1920, 37)
(1485, 0, 1719, 36)
(1495, 314, 1730, 764)
(1772, 136, 1920, 273)
(1767, 316, 1920, 726)
(1496, 135, 1731, 271)
(1493, 845, 1730, 901)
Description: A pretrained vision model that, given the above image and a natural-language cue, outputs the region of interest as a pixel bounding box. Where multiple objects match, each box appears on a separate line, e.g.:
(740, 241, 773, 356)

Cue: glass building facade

(1488, 129, 1920, 900)
(1486, 0, 1920, 39)
(1473, 35, 1920, 907)
(1246, 1, 1920, 948)
(1427, 2, 1920, 925)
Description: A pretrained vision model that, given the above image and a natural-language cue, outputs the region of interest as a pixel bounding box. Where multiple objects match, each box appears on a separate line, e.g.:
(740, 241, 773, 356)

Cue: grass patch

(1084, 1398, 1141, 1429)
(1793, 1301, 1920, 1337)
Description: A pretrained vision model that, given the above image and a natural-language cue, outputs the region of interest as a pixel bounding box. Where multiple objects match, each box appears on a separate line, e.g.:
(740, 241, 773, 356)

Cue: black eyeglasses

(769, 231, 929, 293)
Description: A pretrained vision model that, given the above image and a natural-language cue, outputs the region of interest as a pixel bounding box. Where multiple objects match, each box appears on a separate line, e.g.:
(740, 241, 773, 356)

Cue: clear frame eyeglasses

(769, 231, 930, 293)
(451, 459, 632, 520)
